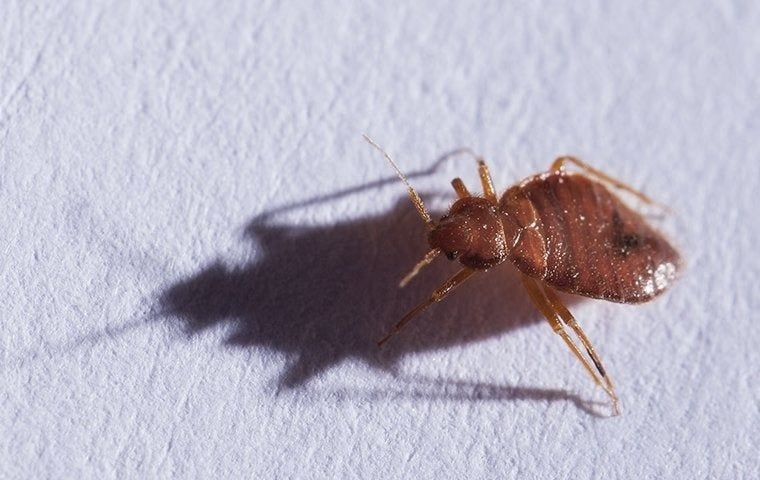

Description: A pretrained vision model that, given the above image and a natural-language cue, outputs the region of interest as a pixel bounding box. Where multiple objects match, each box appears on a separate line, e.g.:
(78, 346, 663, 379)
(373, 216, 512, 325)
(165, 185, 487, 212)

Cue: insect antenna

(363, 134, 433, 229)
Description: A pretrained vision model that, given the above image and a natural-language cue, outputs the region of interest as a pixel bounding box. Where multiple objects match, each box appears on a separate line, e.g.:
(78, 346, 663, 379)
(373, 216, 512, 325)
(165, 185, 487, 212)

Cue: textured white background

(1, 1, 758, 478)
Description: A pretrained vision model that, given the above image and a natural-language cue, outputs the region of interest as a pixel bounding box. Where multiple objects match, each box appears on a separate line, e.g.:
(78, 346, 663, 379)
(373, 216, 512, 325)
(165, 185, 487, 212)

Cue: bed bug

(363, 134, 681, 415)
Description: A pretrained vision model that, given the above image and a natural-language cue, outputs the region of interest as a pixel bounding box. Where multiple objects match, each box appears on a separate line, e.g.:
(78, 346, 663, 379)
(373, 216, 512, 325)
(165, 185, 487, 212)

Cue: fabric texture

(1, 1, 757, 478)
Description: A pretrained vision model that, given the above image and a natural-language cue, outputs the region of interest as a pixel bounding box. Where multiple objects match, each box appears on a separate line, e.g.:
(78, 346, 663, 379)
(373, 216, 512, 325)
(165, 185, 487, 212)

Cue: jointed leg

(542, 286, 617, 394)
(551, 156, 668, 211)
(399, 175, 472, 289)
(443, 147, 498, 204)
(451, 178, 470, 199)
(478, 161, 498, 203)
(521, 274, 620, 415)
(399, 249, 441, 288)
(378, 268, 476, 347)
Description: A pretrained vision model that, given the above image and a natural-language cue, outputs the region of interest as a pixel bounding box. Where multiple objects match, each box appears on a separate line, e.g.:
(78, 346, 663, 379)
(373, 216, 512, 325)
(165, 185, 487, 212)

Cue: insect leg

(440, 147, 496, 203)
(399, 249, 441, 288)
(551, 156, 669, 212)
(520, 274, 621, 415)
(451, 178, 471, 199)
(478, 160, 498, 204)
(541, 286, 618, 403)
(378, 268, 476, 347)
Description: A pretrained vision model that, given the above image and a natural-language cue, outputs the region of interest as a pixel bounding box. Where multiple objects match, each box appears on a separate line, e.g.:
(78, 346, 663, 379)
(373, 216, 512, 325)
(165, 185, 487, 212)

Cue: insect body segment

(364, 136, 681, 415)
(428, 197, 507, 269)
(501, 172, 680, 303)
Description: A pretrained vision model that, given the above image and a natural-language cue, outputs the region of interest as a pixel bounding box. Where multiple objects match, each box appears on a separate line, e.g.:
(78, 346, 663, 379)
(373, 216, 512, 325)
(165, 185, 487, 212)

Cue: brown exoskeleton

(364, 135, 681, 415)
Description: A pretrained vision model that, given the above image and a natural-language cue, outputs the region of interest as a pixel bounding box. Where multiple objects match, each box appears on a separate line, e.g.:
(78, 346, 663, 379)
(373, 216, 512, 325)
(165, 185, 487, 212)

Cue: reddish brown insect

(364, 134, 681, 415)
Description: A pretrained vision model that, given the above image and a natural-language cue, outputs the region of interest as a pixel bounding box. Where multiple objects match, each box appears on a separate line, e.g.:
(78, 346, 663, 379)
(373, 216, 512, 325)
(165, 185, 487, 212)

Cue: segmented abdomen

(499, 172, 680, 303)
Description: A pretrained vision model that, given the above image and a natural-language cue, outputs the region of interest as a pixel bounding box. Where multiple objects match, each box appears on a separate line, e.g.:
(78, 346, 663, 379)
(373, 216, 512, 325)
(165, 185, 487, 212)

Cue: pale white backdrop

(1, 1, 758, 478)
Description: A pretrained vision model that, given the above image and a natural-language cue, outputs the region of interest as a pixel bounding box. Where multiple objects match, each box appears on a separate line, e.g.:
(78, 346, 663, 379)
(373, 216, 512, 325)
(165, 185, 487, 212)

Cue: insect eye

(622, 234, 640, 248)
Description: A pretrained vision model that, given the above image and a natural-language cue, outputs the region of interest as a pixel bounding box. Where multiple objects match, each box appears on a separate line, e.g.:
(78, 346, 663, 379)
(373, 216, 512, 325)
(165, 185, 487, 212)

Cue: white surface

(1, 1, 758, 478)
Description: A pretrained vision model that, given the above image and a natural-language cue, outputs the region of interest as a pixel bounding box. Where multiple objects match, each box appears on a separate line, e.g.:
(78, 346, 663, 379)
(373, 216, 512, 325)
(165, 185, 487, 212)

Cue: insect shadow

(160, 195, 546, 381)
(159, 192, 594, 409)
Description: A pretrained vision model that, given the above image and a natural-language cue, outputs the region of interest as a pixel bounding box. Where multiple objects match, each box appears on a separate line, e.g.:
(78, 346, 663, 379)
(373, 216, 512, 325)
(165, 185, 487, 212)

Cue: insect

(364, 134, 681, 415)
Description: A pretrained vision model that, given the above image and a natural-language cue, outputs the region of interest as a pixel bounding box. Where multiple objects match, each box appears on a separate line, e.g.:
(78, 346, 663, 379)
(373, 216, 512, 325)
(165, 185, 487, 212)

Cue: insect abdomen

(500, 172, 680, 303)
